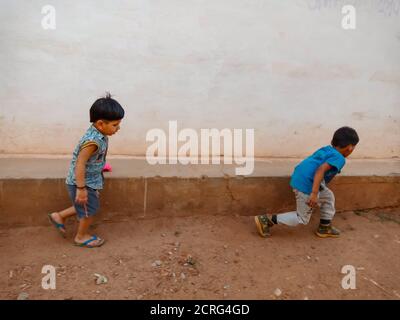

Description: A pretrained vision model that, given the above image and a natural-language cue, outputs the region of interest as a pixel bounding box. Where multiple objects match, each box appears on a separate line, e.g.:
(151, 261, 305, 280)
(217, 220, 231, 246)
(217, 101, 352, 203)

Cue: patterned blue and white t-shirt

(66, 125, 108, 190)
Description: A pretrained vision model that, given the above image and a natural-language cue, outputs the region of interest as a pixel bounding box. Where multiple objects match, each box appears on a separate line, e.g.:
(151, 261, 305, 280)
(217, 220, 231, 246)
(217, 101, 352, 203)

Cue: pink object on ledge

(103, 163, 112, 172)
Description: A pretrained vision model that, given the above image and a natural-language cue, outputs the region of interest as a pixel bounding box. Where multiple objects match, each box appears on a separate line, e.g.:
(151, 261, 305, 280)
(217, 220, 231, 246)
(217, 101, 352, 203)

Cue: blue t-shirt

(290, 146, 345, 194)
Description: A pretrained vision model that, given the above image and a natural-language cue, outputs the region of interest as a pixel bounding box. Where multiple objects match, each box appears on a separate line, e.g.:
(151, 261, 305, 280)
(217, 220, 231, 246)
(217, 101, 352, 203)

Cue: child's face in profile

(342, 144, 356, 158)
(95, 119, 121, 136)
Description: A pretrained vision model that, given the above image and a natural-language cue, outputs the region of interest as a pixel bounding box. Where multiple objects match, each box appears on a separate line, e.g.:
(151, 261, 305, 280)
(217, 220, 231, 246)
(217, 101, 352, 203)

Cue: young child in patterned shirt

(48, 93, 125, 248)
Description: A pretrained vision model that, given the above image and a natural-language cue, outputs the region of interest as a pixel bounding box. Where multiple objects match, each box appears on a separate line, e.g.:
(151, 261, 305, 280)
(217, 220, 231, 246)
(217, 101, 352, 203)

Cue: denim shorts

(66, 184, 100, 220)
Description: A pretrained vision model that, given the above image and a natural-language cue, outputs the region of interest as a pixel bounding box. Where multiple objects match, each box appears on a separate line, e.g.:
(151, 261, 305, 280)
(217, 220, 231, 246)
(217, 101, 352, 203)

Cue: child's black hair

(331, 126, 359, 148)
(90, 92, 125, 122)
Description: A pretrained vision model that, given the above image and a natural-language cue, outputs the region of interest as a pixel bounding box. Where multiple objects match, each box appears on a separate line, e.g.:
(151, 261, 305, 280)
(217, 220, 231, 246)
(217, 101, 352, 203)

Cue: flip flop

(48, 213, 66, 238)
(74, 235, 105, 248)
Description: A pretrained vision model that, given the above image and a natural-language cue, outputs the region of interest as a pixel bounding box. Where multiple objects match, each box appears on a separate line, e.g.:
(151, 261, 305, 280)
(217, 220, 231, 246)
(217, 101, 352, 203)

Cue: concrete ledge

(0, 157, 399, 227)
(1, 176, 399, 228)
(0, 156, 399, 178)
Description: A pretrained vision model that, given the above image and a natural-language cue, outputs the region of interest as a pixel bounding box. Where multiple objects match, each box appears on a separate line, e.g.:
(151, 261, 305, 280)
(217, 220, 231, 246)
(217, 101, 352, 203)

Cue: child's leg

(49, 207, 77, 235)
(318, 186, 336, 223)
(50, 206, 76, 225)
(316, 185, 340, 237)
(255, 190, 314, 237)
(274, 190, 314, 226)
(58, 206, 77, 219)
(274, 211, 302, 226)
(70, 186, 104, 247)
(74, 216, 104, 246)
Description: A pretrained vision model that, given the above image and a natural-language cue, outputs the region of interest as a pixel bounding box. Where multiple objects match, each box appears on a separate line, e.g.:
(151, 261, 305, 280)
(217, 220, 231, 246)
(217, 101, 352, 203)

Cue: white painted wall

(0, 0, 399, 158)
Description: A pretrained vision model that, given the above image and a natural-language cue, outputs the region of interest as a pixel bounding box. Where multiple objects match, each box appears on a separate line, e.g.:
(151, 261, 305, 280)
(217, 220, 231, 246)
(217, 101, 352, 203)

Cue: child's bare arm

(307, 163, 332, 208)
(74, 144, 98, 205)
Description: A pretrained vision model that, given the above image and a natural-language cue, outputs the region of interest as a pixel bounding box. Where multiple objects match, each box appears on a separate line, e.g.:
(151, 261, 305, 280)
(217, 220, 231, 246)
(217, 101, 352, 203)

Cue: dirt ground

(1, 208, 400, 300)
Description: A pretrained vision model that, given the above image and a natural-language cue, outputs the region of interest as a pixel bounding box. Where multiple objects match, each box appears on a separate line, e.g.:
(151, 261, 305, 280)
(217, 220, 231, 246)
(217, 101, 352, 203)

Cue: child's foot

(254, 214, 274, 237)
(74, 235, 105, 248)
(315, 224, 341, 238)
(48, 212, 66, 237)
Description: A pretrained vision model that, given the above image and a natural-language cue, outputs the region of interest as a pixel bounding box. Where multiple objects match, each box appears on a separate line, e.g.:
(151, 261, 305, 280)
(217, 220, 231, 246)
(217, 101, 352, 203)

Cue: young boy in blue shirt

(255, 127, 359, 238)
(48, 93, 125, 248)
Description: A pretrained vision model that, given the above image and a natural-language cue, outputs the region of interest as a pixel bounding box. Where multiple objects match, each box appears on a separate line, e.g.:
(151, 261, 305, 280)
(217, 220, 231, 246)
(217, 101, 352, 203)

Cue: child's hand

(75, 188, 88, 206)
(307, 192, 319, 208)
